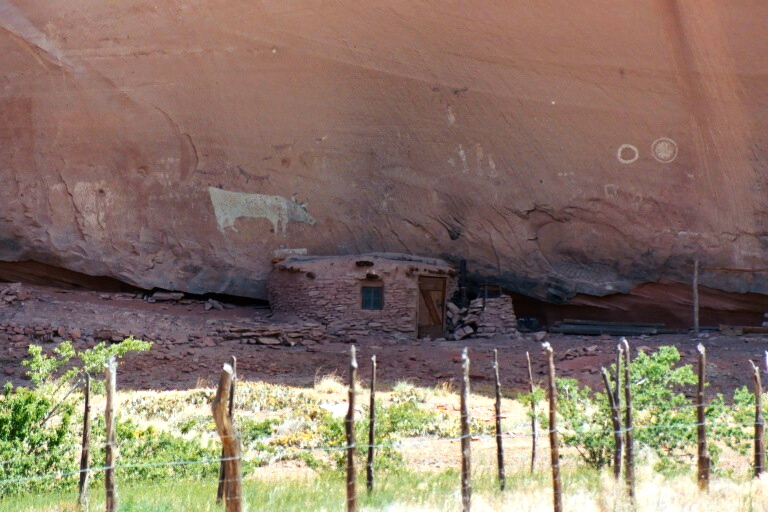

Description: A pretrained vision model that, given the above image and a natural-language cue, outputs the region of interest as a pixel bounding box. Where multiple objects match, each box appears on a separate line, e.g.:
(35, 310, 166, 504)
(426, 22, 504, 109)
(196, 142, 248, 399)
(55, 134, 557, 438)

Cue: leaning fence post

(105, 358, 118, 512)
(77, 373, 91, 510)
(346, 346, 358, 512)
(366, 355, 376, 494)
(751, 360, 765, 478)
(696, 344, 710, 490)
(544, 343, 562, 512)
(217, 356, 237, 504)
(212, 363, 243, 512)
(526, 351, 537, 474)
(461, 347, 472, 512)
(493, 349, 505, 491)
(621, 338, 635, 499)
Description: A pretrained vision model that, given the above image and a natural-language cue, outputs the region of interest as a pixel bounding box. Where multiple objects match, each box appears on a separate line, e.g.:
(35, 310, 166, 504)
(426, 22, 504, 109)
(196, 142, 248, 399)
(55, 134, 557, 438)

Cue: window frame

(361, 285, 384, 310)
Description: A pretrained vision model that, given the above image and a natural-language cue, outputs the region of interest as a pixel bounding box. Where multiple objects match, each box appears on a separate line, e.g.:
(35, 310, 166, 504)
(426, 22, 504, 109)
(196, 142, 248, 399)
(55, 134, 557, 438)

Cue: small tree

(23, 336, 152, 391)
(0, 337, 151, 496)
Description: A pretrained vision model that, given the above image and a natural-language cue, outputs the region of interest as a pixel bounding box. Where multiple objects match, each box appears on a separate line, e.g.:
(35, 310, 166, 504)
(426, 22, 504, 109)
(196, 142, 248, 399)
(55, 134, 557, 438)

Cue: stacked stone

(474, 296, 518, 337)
(269, 271, 419, 337)
(446, 302, 471, 340)
(0, 283, 30, 307)
(446, 295, 518, 340)
(0, 322, 84, 343)
(211, 321, 332, 346)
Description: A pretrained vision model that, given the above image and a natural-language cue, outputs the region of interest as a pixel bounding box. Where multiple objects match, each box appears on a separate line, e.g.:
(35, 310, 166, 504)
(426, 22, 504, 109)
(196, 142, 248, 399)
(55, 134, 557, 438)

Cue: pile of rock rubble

(0, 283, 30, 307)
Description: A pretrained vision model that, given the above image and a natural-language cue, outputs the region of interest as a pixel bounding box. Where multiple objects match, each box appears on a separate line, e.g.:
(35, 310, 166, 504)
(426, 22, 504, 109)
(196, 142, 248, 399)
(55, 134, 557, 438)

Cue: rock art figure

(208, 186, 316, 235)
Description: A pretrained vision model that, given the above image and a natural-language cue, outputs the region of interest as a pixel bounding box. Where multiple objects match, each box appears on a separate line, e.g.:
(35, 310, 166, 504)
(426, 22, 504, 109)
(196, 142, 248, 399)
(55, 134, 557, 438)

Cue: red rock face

(1, 1, 767, 302)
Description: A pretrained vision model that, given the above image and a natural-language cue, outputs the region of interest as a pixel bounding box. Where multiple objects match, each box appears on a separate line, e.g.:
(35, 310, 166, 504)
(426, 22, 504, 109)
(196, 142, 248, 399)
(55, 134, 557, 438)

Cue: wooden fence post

(696, 344, 710, 490)
(77, 373, 91, 510)
(621, 338, 635, 499)
(544, 343, 562, 512)
(493, 349, 505, 491)
(346, 346, 358, 512)
(601, 365, 623, 481)
(613, 344, 623, 477)
(105, 358, 118, 512)
(366, 355, 376, 494)
(693, 259, 700, 335)
(527, 351, 537, 474)
(751, 360, 765, 478)
(460, 347, 471, 512)
(217, 356, 237, 503)
(212, 363, 243, 512)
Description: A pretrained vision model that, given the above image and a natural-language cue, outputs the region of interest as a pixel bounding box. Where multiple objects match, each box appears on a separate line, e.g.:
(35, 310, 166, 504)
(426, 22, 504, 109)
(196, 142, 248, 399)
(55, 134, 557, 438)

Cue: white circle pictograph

(617, 144, 639, 164)
(652, 137, 678, 163)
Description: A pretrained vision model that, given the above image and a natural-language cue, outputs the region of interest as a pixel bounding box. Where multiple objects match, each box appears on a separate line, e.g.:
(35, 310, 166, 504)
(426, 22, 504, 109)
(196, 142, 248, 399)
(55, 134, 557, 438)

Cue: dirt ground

(0, 283, 764, 399)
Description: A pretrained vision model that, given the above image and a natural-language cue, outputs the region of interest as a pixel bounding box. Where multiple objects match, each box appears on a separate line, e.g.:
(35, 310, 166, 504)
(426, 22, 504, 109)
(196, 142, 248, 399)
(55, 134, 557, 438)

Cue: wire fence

(0, 406, 763, 484)
(3, 344, 768, 512)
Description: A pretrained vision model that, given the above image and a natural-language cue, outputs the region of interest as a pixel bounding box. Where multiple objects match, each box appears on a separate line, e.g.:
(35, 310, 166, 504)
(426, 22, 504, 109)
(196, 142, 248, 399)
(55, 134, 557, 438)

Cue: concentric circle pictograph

(617, 144, 639, 164)
(652, 137, 678, 163)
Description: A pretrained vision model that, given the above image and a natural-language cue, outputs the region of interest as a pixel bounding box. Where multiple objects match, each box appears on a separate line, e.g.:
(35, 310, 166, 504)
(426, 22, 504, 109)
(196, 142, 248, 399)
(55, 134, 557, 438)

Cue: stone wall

(475, 296, 518, 337)
(447, 295, 518, 340)
(267, 253, 457, 339)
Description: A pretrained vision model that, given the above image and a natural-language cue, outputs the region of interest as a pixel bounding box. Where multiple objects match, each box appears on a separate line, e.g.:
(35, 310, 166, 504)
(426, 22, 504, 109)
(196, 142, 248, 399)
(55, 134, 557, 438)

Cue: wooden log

(601, 366, 622, 480)
(526, 351, 537, 474)
(751, 360, 765, 478)
(720, 325, 768, 336)
(217, 356, 237, 503)
(460, 347, 471, 512)
(544, 343, 562, 512)
(560, 319, 665, 328)
(696, 344, 710, 491)
(366, 355, 376, 494)
(693, 259, 700, 334)
(212, 363, 243, 512)
(105, 358, 118, 512)
(550, 324, 659, 336)
(77, 373, 91, 510)
(493, 349, 505, 491)
(621, 338, 635, 499)
(346, 346, 358, 512)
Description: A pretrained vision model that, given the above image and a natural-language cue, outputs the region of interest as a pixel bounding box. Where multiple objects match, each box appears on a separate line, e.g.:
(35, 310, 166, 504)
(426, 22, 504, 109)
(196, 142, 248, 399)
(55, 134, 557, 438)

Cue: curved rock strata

(1, 1, 767, 303)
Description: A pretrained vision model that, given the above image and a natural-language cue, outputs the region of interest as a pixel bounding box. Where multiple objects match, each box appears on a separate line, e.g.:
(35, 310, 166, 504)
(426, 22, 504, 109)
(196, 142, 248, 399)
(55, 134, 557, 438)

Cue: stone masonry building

(267, 253, 458, 339)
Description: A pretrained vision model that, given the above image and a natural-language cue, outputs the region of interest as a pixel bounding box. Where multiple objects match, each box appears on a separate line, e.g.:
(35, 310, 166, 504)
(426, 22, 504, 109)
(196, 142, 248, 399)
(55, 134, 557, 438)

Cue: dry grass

(313, 372, 348, 395)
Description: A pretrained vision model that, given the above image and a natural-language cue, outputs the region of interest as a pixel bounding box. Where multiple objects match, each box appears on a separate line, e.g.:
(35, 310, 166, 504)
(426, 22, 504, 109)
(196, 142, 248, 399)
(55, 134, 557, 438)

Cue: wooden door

(417, 276, 446, 339)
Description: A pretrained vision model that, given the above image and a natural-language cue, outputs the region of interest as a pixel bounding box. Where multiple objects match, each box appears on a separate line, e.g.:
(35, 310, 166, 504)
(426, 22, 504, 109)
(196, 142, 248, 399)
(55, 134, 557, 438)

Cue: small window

(361, 286, 383, 310)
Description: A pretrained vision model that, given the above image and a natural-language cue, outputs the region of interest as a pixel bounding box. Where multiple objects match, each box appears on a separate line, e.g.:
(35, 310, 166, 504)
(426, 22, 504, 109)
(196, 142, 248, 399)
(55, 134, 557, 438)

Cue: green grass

(0, 469, 499, 512)
(6, 465, 768, 512)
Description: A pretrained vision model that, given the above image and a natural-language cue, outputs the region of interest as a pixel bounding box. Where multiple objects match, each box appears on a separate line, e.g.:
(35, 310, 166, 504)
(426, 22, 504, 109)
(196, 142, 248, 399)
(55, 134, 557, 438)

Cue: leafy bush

(711, 386, 754, 458)
(0, 383, 76, 495)
(239, 418, 278, 443)
(0, 337, 152, 496)
(88, 417, 220, 483)
(557, 345, 754, 472)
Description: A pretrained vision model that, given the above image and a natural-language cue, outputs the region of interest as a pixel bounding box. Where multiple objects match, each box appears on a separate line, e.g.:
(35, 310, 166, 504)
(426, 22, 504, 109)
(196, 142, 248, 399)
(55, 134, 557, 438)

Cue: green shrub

(239, 418, 278, 443)
(111, 418, 219, 482)
(0, 383, 76, 495)
(0, 337, 152, 496)
(556, 345, 754, 473)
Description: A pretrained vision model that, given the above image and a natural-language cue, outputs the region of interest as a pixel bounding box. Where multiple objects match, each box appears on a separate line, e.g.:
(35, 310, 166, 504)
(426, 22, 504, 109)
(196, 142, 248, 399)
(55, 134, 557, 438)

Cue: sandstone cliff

(1, 1, 767, 304)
